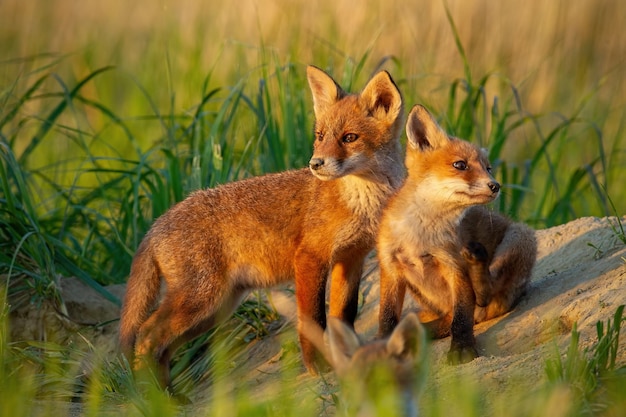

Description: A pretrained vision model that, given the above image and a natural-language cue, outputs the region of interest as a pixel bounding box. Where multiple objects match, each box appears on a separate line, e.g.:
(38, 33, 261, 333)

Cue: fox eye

(453, 160, 467, 170)
(487, 166, 493, 174)
(316, 131, 324, 141)
(342, 133, 358, 143)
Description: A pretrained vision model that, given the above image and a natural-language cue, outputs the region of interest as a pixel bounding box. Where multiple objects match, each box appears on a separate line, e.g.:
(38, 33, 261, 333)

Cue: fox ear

(386, 313, 427, 360)
(327, 317, 361, 374)
(406, 105, 449, 151)
(360, 70, 403, 124)
(307, 65, 346, 116)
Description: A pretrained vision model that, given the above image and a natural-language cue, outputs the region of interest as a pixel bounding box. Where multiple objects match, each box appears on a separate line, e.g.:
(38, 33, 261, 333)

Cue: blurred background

(3, 0, 623, 115)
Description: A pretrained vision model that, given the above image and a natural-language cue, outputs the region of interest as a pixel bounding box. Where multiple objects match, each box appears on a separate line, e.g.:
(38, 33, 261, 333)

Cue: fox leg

(378, 263, 407, 337)
(444, 264, 478, 364)
(133, 295, 190, 388)
(134, 283, 239, 388)
(294, 248, 331, 374)
(461, 241, 493, 308)
(328, 247, 369, 324)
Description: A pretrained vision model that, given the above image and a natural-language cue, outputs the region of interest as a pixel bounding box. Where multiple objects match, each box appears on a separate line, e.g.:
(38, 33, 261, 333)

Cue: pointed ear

(406, 105, 450, 151)
(360, 70, 403, 123)
(307, 65, 346, 116)
(327, 317, 361, 374)
(386, 313, 427, 360)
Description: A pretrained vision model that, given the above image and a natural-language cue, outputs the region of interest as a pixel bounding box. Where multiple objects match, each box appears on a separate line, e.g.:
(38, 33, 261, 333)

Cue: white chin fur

(310, 170, 337, 181)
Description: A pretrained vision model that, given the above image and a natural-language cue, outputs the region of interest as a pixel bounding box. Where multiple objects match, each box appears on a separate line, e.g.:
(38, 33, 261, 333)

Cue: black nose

(309, 158, 324, 170)
(488, 181, 500, 194)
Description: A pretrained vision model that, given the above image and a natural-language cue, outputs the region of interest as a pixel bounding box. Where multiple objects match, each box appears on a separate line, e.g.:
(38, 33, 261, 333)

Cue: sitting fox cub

(119, 66, 406, 387)
(377, 105, 536, 363)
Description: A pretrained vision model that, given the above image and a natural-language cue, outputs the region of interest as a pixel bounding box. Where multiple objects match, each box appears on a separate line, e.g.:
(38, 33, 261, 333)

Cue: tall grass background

(1, 0, 625, 415)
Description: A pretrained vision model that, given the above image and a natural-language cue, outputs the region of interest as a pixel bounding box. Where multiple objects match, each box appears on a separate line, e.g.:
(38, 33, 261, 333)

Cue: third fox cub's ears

(326, 313, 427, 375)
(306, 65, 402, 122)
(327, 317, 361, 375)
(386, 313, 427, 360)
(406, 104, 450, 151)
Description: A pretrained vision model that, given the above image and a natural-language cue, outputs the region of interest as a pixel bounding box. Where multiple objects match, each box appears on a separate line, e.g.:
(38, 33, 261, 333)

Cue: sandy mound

(8, 216, 626, 410)
(333, 216, 625, 409)
(240, 215, 626, 409)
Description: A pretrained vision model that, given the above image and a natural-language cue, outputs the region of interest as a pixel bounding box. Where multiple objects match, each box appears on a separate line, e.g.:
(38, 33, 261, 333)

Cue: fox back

(119, 66, 406, 388)
(378, 105, 536, 364)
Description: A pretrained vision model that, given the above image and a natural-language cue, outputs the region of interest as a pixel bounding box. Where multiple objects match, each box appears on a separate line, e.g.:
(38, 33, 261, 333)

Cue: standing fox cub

(119, 66, 405, 387)
(377, 105, 536, 364)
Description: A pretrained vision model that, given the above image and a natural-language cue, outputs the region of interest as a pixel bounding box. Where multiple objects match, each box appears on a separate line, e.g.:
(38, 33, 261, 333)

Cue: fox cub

(377, 105, 536, 363)
(327, 314, 428, 417)
(119, 66, 406, 387)
(302, 313, 428, 417)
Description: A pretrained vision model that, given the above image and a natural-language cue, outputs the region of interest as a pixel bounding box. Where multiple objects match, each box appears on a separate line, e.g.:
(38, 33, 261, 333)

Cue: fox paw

(447, 345, 479, 365)
(462, 241, 489, 264)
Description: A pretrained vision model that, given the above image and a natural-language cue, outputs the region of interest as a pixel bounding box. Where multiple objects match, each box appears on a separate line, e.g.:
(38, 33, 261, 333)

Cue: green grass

(545, 305, 626, 416)
(2, 294, 624, 416)
(1, 0, 625, 415)
(2, 40, 623, 306)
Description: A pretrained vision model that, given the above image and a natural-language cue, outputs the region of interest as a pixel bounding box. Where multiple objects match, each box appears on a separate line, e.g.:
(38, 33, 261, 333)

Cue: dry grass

(3, 0, 624, 106)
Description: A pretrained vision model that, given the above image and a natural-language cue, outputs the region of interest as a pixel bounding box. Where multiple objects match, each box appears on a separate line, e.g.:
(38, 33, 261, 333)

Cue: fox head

(403, 104, 500, 209)
(327, 313, 428, 417)
(306, 65, 404, 181)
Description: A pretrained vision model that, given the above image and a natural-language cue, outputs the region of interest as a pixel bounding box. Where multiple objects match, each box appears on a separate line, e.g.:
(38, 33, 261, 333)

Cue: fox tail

(118, 239, 161, 361)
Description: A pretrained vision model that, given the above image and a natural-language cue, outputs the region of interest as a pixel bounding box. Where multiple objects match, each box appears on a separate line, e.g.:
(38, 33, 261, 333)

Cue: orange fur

(377, 105, 537, 364)
(118, 66, 405, 388)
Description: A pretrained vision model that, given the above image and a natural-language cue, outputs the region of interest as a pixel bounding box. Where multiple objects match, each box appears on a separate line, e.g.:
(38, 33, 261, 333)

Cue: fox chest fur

(330, 174, 401, 248)
(380, 194, 468, 313)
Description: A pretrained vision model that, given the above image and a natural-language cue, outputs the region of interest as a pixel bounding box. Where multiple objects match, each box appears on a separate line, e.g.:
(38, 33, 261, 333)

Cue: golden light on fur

(118, 66, 406, 388)
(377, 104, 537, 364)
